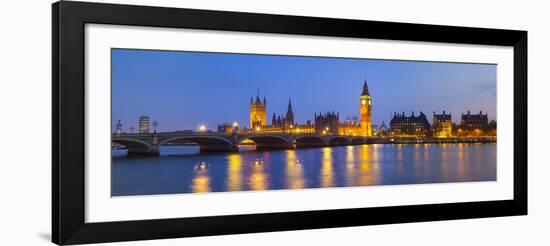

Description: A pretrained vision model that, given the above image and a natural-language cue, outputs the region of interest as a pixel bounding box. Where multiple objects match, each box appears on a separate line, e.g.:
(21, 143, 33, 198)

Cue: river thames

(112, 143, 496, 196)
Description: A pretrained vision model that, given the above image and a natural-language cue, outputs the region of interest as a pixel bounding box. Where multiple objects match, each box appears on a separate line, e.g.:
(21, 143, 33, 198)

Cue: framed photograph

(52, 1, 527, 245)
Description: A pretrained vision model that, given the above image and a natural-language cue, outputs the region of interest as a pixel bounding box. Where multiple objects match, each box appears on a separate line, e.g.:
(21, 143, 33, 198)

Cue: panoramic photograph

(111, 48, 497, 196)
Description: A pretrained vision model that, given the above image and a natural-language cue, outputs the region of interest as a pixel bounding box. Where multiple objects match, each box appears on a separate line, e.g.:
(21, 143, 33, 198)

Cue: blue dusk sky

(112, 49, 496, 132)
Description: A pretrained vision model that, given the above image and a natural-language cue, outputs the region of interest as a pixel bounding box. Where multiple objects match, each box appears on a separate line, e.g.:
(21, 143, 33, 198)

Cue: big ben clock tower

(359, 80, 372, 136)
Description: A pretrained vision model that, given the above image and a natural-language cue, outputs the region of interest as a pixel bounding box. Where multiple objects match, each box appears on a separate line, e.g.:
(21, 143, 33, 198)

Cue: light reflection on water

(226, 154, 242, 191)
(286, 150, 305, 189)
(112, 143, 496, 196)
(320, 147, 334, 187)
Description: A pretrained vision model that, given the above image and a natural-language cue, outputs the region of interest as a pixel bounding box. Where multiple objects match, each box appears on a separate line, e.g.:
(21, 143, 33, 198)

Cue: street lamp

(199, 125, 206, 133)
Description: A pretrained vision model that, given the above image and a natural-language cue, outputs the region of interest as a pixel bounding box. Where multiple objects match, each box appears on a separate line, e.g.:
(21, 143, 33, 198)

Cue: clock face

(361, 99, 366, 105)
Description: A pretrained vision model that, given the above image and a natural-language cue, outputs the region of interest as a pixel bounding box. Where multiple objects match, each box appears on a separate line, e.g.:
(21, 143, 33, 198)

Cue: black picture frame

(52, 1, 527, 245)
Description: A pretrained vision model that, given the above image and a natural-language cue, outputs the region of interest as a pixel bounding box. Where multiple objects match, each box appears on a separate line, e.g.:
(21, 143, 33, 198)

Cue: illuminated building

(217, 123, 236, 133)
(432, 111, 452, 138)
(457, 110, 493, 137)
(315, 112, 339, 134)
(259, 122, 315, 134)
(285, 98, 294, 125)
(343, 116, 358, 125)
(243, 81, 374, 136)
(338, 119, 360, 136)
(271, 98, 295, 128)
(249, 91, 267, 130)
(375, 121, 388, 136)
(245, 94, 314, 134)
(389, 112, 431, 137)
(359, 81, 373, 136)
(139, 115, 150, 134)
(461, 110, 488, 129)
(337, 81, 373, 136)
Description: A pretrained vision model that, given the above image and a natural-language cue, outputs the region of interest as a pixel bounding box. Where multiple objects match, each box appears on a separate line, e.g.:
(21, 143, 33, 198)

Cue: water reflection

(457, 143, 465, 180)
(112, 143, 497, 196)
(320, 147, 334, 187)
(227, 154, 242, 191)
(285, 150, 305, 189)
(191, 161, 210, 193)
(345, 146, 356, 186)
(358, 145, 377, 186)
(249, 157, 268, 190)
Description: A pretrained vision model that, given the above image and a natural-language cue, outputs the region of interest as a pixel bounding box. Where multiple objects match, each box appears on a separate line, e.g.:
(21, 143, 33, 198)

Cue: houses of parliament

(222, 81, 373, 136)
(211, 78, 497, 138)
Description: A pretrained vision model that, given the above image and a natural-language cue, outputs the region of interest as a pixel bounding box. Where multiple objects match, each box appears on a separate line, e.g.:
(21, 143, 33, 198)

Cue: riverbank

(370, 137, 496, 144)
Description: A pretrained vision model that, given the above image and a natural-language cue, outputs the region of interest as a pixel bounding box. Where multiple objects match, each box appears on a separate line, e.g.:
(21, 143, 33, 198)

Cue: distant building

(285, 98, 294, 126)
(249, 91, 267, 130)
(245, 94, 314, 134)
(389, 112, 431, 137)
(338, 117, 360, 136)
(115, 120, 123, 135)
(432, 111, 452, 138)
(260, 122, 315, 134)
(217, 123, 235, 134)
(271, 98, 295, 128)
(458, 110, 491, 137)
(375, 121, 388, 136)
(139, 115, 150, 134)
(461, 110, 489, 129)
(244, 80, 372, 136)
(315, 112, 339, 134)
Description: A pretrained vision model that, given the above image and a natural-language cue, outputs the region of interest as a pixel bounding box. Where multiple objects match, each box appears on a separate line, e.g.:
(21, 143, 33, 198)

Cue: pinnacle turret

(362, 79, 370, 96)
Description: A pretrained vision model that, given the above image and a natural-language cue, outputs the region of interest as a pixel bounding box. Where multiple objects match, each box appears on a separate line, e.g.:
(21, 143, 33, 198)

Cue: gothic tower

(249, 90, 267, 130)
(285, 98, 294, 126)
(359, 80, 372, 136)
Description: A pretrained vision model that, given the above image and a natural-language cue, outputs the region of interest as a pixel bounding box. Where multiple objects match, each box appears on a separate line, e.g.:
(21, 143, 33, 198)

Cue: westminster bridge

(112, 132, 374, 156)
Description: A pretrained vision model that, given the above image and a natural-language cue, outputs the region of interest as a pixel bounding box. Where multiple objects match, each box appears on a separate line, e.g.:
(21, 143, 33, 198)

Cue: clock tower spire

(359, 79, 372, 136)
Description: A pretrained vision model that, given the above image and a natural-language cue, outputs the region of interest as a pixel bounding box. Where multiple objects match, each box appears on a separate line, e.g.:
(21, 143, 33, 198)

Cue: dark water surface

(112, 143, 496, 196)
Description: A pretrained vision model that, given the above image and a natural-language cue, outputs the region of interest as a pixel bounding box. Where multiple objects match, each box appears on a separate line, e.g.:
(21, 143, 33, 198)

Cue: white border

(85, 24, 514, 223)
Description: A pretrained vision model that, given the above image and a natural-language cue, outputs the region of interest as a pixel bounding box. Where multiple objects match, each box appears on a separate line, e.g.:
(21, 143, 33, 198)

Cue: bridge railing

(113, 132, 352, 137)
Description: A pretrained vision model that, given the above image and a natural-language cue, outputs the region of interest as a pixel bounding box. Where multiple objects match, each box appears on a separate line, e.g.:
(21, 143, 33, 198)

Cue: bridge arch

(351, 138, 366, 145)
(238, 134, 292, 150)
(328, 136, 351, 146)
(238, 134, 290, 145)
(294, 135, 328, 148)
(159, 135, 236, 153)
(112, 138, 152, 151)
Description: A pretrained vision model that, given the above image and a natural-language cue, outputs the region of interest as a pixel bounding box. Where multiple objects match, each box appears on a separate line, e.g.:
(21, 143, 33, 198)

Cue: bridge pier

(128, 135, 160, 156)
